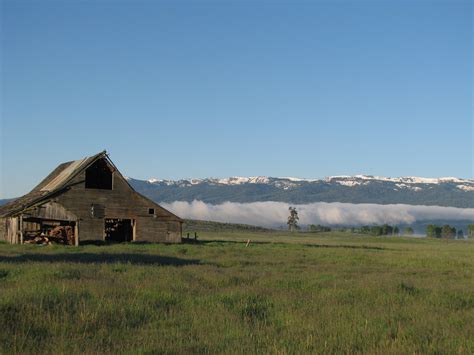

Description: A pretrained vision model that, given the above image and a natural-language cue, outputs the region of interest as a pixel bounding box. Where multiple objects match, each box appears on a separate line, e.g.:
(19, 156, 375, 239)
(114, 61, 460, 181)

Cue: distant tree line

(308, 224, 332, 232)
(287, 208, 474, 239)
(426, 224, 472, 239)
(351, 224, 472, 238)
(351, 224, 406, 236)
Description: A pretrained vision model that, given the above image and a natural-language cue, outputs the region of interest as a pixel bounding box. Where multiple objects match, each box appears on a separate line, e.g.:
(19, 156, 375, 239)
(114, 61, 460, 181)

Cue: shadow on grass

(0, 253, 200, 266)
(197, 240, 387, 251)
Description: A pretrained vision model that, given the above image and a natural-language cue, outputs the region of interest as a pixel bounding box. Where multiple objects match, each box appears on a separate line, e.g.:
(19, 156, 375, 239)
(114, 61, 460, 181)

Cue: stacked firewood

(24, 226, 74, 245)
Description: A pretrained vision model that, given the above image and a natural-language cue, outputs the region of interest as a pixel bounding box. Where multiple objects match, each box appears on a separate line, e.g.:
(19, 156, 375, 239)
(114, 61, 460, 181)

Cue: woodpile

(24, 226, 74, 245)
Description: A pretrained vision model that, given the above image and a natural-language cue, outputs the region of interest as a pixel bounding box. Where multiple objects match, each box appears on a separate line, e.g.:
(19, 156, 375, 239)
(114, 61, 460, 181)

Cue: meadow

(0, 231, 473, 354)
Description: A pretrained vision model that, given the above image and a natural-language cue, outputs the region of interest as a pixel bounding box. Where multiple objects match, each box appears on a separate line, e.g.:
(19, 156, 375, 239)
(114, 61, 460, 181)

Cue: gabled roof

(0, 151, 107, 217)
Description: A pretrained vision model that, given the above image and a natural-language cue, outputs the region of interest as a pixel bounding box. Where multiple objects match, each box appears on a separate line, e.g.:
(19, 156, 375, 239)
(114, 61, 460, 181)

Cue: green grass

(184, 219, 273, 232)
(0, 231, 473, 354)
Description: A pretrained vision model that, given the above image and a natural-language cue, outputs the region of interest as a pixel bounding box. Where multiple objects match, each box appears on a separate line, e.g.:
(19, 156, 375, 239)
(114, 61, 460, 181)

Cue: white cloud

(162, 200, 474, 227)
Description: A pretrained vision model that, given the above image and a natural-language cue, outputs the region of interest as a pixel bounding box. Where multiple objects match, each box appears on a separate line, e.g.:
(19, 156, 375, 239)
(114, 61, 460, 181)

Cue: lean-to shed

(0, 151, 183, 245)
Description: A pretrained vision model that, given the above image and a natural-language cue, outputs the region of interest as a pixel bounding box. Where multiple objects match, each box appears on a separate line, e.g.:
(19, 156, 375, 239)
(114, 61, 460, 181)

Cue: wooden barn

(0, 151, 183, 245)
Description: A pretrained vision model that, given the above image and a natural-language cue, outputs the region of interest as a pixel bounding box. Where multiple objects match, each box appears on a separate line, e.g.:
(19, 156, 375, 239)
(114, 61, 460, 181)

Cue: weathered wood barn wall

(0, 151, 183, 245)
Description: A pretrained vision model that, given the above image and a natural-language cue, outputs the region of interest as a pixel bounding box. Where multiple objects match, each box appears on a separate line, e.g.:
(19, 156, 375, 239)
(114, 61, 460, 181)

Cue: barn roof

(0, 151, 107, 217)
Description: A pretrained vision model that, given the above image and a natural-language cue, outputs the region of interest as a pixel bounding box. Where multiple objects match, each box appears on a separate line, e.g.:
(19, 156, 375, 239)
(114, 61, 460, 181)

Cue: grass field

(0, 231, 473, 354)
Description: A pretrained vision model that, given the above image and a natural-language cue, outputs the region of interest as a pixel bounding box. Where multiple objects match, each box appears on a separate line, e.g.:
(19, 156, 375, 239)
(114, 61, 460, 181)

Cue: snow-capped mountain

(126, 175, 474, 208)
(137, 175, 473, 187)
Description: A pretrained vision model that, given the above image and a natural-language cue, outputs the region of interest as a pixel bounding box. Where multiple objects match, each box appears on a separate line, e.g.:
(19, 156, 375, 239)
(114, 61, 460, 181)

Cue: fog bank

(162, 200, 474, 227)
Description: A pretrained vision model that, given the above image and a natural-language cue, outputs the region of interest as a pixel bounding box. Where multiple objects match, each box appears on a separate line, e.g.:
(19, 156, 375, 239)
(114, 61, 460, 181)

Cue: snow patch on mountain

(335, 180, 365, 187)
(147, 178, 162, 184)
(281, 177, 319, 182)
(215, 176, 270, 185)
(395, 183, 423, 191)
(326, 175, 471, 185)
(457, 185, 474, 192)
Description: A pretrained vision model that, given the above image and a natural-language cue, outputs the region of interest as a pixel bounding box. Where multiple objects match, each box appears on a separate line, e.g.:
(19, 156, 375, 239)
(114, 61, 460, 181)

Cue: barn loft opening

(85, 159, 113, 190)
(148, 208, 155, 215)
(104, 218, 134, 242)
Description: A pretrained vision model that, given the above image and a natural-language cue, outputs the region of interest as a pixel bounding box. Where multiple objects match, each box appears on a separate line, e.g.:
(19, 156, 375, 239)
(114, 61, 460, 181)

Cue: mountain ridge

(126, 175, 474, 208)
(141, 175, 473, 185)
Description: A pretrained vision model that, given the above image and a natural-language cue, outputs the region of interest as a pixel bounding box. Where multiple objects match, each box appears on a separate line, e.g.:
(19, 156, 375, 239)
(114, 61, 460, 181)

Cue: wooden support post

(132, 219, 137, 241)
(74, 222, 79, 247)
(19, 215, 24, 245)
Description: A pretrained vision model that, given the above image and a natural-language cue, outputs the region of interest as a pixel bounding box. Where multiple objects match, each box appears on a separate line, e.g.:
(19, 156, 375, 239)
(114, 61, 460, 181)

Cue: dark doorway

(104, 218, 133, 242)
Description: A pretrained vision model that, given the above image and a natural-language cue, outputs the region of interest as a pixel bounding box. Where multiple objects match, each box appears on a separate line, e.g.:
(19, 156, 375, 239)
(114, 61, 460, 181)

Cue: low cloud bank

(162, 200, 474, 227)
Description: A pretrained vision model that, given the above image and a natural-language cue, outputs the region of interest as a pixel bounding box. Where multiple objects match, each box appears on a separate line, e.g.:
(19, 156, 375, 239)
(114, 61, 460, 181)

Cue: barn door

(104, 218, 134, 242)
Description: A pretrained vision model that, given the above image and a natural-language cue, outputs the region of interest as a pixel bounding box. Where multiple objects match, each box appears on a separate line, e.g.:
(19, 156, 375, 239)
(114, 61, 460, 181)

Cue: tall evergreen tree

(287, 207, 299, 232)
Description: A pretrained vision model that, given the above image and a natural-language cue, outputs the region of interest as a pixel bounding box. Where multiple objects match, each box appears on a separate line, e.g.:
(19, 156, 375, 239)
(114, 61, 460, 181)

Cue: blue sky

(1, 0, 472, 198)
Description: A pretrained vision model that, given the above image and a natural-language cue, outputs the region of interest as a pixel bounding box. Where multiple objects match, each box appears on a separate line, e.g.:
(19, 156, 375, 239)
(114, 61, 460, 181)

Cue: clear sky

(1, 0, 472, 198)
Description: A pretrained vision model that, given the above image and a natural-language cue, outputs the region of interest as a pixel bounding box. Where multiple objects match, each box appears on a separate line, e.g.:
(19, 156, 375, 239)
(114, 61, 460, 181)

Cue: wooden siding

(0, 218, 6, 242)
(77, 219, 104, 242)
(23, 202, 78, 222)
(53, 160, 181, 243)
(3, 217, 19, 244)
(135, 217, 181, 243)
